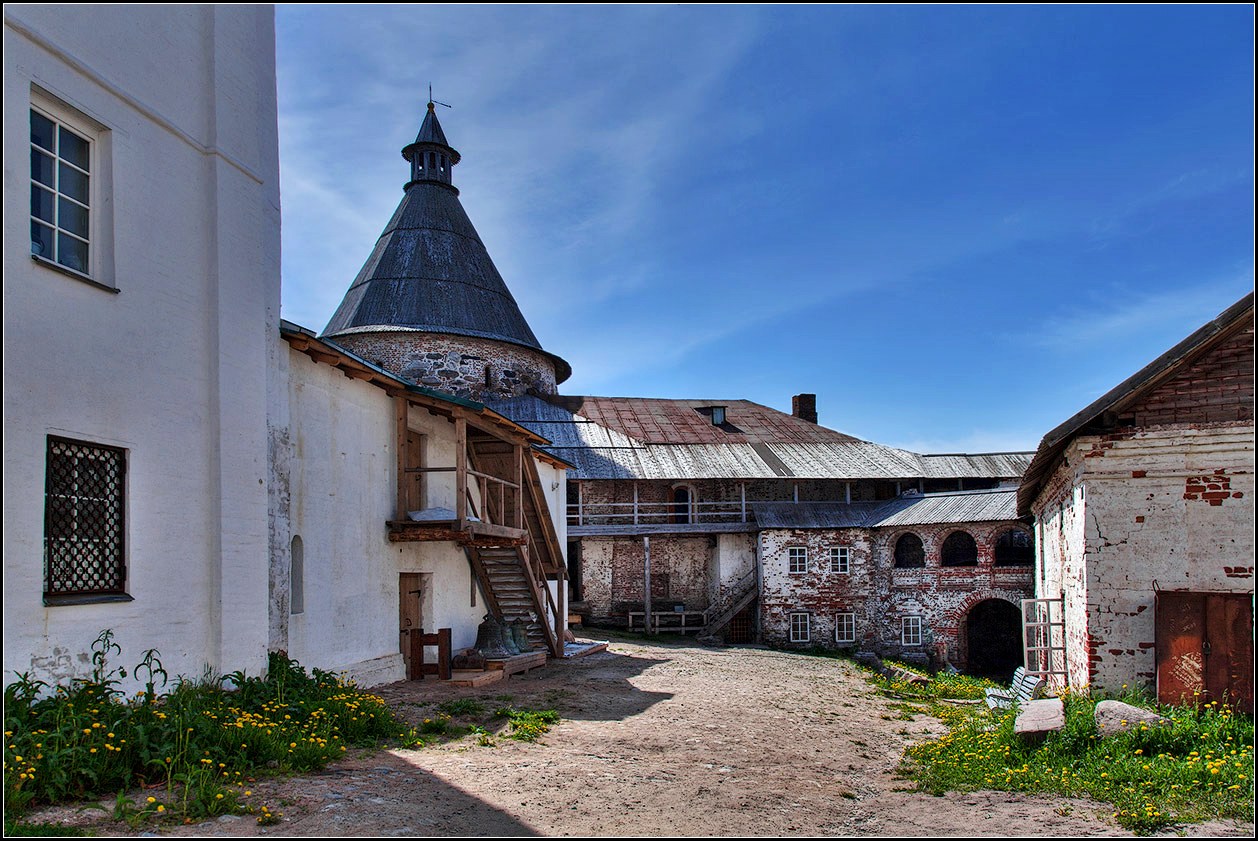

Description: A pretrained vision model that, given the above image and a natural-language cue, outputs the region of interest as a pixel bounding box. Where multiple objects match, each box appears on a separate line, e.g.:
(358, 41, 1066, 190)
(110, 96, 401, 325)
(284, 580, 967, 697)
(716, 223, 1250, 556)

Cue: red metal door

(1156, 591, 1253, 713)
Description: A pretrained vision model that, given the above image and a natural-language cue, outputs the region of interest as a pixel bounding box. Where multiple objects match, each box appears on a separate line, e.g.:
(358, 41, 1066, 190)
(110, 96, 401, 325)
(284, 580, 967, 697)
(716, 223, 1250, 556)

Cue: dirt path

(36, 635, 1254, 836)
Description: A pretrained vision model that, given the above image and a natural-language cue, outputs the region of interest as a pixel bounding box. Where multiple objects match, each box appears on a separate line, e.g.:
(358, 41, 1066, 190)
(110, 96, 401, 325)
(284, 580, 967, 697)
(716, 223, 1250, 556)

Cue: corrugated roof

(1017, 292, 1255, 515)
(487, 396, 1033, 483)
(752, 489, 1020, 530)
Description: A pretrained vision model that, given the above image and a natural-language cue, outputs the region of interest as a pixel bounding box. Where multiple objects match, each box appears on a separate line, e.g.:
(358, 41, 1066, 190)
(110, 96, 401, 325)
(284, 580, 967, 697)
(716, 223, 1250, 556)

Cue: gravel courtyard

(47, 634, 1254, 837)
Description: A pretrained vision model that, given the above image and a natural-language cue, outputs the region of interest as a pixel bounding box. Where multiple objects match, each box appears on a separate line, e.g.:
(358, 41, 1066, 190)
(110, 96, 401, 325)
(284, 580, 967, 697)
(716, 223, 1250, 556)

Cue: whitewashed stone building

(3, 4, 281, 687)
(1018, 293, 1254, 710)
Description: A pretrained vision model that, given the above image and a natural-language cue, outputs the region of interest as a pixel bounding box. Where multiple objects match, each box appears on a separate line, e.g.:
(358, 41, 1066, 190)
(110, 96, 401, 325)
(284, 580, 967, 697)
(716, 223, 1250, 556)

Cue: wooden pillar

(395, 397, 409, 520)
(455, 416, 467, 525)
(514, 444, 524, 529)
(643, 535, 652, 635)
(633, 481, 639, 524)
(793, 482, 799, 503)
(577, 482, 583, 526)
(740, 482, 746, 522)
(844, 481, 851, 504)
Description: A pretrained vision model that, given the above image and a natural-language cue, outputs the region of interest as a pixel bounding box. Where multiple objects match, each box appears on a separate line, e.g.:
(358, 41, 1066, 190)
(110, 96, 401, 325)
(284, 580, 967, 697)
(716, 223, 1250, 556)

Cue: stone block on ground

(1094, 700, 1170, 738)
(1014, 697, 1065, 741)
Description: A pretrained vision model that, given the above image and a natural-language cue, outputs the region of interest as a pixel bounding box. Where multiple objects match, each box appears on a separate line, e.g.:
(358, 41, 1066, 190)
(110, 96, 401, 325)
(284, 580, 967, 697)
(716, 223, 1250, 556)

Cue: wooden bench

(985, 666, 1046, 710)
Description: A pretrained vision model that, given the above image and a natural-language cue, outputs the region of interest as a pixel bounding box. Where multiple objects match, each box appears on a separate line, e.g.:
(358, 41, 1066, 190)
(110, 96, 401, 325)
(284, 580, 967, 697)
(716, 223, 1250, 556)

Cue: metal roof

(752, 489, 1021, 530)
(1017, 292, 1255, 515)
(487, 395, 1034, 483)
(321, 109, 571, 384)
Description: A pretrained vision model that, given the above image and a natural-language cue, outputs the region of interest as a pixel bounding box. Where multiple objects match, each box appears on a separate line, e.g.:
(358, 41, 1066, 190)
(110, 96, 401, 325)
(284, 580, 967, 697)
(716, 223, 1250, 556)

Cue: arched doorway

(965, 599, 1022, 680)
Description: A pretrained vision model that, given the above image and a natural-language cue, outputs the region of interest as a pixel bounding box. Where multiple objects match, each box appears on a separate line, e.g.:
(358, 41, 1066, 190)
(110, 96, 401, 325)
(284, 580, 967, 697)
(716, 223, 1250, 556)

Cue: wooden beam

(514, 444, 524, 530)
(395, 397, 408, 520)
(455, 416, 467, 525)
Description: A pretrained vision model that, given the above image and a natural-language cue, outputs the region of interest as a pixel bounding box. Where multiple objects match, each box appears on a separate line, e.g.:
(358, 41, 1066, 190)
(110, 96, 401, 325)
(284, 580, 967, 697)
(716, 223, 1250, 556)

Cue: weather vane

(428, 84, 452, 109)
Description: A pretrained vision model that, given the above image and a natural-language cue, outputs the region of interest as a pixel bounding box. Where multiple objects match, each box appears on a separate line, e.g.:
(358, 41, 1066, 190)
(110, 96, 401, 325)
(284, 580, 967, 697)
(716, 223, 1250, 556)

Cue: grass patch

(4, 630, 418, 830)
(893, 680, 1254, 835)
(493, 707, 560, 742)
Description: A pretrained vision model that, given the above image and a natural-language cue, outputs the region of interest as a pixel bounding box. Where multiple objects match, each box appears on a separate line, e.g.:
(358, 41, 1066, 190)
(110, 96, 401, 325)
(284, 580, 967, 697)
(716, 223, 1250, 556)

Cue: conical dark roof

(321, 106, 570, 383)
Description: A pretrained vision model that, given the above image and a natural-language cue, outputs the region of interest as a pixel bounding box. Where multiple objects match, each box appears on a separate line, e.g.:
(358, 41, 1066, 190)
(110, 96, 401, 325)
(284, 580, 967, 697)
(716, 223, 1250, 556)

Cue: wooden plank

(395, 398, 408, 521)
(447, 669, 504, 688)
(484, 650, 547, 676)
(455, 416, 467, 524)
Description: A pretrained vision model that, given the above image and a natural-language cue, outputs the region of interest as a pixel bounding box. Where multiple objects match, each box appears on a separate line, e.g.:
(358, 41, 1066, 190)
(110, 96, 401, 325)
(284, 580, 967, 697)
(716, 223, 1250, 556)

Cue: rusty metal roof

(1017, 292, 1255, 515)
(752, 489, 1021, 530)
(321, 109, 571, 383)
(487, 395, 1033, 483)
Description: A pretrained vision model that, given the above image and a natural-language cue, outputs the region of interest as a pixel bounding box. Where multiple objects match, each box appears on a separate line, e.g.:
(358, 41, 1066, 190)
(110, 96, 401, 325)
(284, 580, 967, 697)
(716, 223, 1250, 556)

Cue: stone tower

(322, 101, 570, 399)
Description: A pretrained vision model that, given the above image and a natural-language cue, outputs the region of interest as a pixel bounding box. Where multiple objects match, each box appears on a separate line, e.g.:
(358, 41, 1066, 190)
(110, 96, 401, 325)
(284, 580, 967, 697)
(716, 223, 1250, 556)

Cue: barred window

(44, 437, 126, 600)
(788, 546, 808, 574)
(902, 616, 923, 647)
(835, 612, 856, 644)
(790, 612, 811, 643)
(828, 546, 850, 574)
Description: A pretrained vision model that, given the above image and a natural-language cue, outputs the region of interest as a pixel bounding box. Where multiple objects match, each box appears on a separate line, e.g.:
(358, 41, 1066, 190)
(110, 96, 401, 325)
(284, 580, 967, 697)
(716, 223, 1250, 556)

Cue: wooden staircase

(467, 545, 554, 651)
(703, 567, 758, 637)
(463, 437, 566, 657)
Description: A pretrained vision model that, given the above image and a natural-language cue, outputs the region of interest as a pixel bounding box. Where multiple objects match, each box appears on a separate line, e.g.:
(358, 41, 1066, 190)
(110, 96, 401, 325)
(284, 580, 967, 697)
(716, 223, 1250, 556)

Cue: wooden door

(399, 573, 422, 680)
(1156, 591, 1253, 713)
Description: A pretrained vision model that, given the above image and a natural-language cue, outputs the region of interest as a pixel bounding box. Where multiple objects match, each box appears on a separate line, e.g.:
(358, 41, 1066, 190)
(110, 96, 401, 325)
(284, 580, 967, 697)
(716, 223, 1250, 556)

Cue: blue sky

(275, 4, 1254, 454)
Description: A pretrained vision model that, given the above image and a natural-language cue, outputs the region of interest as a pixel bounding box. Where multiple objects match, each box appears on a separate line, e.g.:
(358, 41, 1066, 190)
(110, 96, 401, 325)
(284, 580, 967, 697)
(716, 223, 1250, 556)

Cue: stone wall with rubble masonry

(759, 522, 1034, 669)
(331, 331, 557, 399)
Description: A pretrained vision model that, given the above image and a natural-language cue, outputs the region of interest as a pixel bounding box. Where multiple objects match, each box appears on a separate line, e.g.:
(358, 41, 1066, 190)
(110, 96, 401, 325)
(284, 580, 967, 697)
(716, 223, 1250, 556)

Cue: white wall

(2, 5, 279, 689)
(279, 351, 495, 686)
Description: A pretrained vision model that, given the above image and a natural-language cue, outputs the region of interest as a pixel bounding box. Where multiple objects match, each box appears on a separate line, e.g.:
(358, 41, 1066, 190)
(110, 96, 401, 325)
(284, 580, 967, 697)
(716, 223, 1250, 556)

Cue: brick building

(1018, 292, 1254, 708)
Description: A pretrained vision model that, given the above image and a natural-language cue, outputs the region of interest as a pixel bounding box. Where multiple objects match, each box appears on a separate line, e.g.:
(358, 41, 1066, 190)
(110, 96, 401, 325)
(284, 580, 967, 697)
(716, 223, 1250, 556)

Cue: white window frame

(787, 546, 808, 574)
(835, 612, 856, 644)
(29, 88, 114, 291)
(828, 546, 850, 574)
(789, 612, 811, 643)
(902, 616, 923, 647)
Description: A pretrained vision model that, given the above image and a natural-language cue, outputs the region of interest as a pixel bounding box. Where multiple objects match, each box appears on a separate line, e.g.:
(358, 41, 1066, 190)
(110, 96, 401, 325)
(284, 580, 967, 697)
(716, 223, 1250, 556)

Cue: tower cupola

(401, 101, 460, 191)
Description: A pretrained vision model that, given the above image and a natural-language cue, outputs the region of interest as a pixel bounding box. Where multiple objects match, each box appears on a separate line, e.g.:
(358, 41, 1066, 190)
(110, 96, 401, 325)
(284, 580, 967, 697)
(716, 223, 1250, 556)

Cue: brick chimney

(792, 393, 817, 424)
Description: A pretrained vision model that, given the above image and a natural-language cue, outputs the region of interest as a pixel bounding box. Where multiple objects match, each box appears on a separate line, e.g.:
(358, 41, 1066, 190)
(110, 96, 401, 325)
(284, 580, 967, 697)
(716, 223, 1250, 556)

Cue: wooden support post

(514, 444, 524, 529)
(633, 481, 639, 525)
(455, 417, 467, 525)
(845, 481, 851, 504)
(395, 397, 409, 521)
(740, 482, 746, 522)
(577, 482, 583, 526)
(643, 535, 652, 635)
(793, 482, 799, 503)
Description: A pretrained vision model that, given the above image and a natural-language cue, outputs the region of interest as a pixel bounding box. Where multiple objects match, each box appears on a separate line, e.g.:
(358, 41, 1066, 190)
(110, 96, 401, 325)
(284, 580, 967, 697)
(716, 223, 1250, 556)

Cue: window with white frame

(787, 546, 808, 574)
(828, 546, 850, 573)
(835, 612, 856, 644)
(30, 104, 92, 275)
(902, 616, 923, 647)
(789, 612, 811, 642)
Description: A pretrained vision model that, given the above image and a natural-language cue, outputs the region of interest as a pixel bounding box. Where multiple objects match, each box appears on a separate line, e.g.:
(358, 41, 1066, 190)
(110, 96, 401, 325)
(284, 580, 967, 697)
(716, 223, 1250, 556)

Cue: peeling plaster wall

(578, 535, 715, 623)
(759, 523, 1034, 668)
(1080, 425, 1253, 693)
(1034, 452, 1092, 691)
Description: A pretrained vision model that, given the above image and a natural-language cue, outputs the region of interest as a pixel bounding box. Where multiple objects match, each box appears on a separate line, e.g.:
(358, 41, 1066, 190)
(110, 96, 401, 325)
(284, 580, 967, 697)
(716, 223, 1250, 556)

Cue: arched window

(941, 531, 978, 566)
(290, 535, 304, 614)
(670, 486, 692, 524)
(994, 529, 1034, 566)
(894, 533, 925, 568)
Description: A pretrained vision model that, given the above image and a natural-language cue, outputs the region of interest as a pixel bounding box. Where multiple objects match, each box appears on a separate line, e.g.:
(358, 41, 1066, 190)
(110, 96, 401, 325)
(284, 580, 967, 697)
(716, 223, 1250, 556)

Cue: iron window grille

(835, 612, 856, 644)
(828, 546, 850, 573)
(31, 107, 91, 275)
(788, 546, 808, 574)
(44, 436, 126, 598)
(790, 612, 811, 643)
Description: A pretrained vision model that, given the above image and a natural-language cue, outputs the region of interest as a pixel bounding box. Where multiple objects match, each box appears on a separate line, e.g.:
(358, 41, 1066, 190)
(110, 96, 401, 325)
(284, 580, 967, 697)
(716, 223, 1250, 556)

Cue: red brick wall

(1129, 324, 1254, 428)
